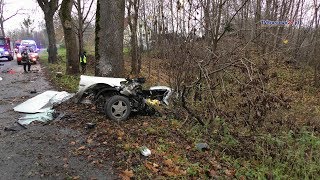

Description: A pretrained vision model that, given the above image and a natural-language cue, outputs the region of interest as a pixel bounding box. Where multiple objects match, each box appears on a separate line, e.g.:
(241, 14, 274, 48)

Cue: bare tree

(22, 16, 35, 37)
(59, 0, 80, 75)
(0, 0, 23, 36)
(73, 0, 96, 55)
(37, 0, 59, 63)
(95, 0, 125, 77)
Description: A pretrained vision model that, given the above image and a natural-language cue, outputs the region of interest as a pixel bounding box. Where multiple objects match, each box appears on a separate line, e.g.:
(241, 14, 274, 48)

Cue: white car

(75, 75, 172, 121)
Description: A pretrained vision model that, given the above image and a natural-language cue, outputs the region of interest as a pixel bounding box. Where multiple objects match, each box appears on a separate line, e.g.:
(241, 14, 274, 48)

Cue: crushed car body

(75, 75, 172, 121)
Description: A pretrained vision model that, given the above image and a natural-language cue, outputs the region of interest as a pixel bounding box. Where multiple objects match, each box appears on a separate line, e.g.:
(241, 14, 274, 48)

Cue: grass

(40, 48, 80, 92)
(234, 129, 320, 179)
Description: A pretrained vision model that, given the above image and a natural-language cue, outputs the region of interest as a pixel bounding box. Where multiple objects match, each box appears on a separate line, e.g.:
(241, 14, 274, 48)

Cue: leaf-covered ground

(54, 102, 236, 179)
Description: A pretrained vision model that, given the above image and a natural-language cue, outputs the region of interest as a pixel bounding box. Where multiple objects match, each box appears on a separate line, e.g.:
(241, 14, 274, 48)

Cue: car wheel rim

(111, 100, 128, 118)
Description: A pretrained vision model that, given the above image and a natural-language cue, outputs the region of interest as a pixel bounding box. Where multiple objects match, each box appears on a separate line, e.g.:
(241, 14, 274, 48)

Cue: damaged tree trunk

(95, 0, 126, 77)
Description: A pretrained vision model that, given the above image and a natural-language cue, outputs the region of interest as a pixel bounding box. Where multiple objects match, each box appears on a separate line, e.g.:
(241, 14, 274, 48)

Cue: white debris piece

(17, 108, 54, 125)
(140, 146, 151, 157)
(0, 77, 2, 81)
(13, 91, 74, 125)
(13, 90, 73, 113)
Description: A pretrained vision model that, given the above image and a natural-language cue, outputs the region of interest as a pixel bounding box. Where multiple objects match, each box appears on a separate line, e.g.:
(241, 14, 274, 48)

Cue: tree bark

(37, 0, 58, 64)
(95, 0, 125, 77)
(59, 0, 80, 75)
(77, 0, 84, 55)
(127, 0, 140, 75)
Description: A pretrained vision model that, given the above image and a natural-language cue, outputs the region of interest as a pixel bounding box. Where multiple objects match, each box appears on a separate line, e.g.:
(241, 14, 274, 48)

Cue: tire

(17, 61, 21, 65)
(104, 95, 131, 121)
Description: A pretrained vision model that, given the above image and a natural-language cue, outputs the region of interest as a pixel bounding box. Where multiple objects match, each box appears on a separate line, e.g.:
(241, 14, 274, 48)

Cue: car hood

(74, 75, 127, 102)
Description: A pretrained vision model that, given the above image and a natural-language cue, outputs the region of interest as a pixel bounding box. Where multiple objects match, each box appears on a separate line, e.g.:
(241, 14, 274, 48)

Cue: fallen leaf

(225, 169, 236, 177)
(143, 122, 149, 126)
(69, 141, 76, 145)
(164, 159, 173, 167)
(87, 155, 94, 160)
(153, 163, 159, 168)
(209, 158, 221, 170)
(163, 170, 176, 177)
(120, 169, 134, 180)
(72, 176, 80, 180)
(117, 130, 125, 137)
(124, 144, 130, 150)
(132, 143, 139, 148)
(77, 146, 86, 151)
(145, 161, 159, 172)
(87, 139, 93, 144)
(209, 169, 217, 177)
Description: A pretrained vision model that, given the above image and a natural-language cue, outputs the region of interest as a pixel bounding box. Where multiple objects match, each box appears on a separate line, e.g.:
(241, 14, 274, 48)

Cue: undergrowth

(42, 48, 320, 179)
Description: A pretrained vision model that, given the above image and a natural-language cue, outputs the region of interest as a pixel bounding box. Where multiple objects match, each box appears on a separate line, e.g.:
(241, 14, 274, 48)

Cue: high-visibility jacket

(80, 54, 87, 63)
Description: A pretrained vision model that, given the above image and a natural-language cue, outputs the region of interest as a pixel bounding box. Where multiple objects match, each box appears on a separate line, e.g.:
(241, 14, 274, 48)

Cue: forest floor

(40, 49, 320, 179)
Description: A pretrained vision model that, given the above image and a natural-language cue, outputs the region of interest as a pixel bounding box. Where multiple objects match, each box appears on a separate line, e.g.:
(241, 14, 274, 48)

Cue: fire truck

(0, 36, 13, 61)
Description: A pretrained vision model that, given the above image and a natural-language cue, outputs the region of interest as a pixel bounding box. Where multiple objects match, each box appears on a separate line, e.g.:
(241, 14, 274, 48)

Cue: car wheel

(104, 95, 131, 121)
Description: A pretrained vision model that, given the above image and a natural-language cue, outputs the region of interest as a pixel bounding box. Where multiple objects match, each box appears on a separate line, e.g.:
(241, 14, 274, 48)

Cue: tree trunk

(45, 15, 58, 64)
(77, 0, 84, 55)
(0, 20, 4, 36)
(128, 0, 140, 75)
(313, 3, 320, 87)
(37, 0, 59, 64)
(95, 0, 125, 77)
(60, 0, 80, 75)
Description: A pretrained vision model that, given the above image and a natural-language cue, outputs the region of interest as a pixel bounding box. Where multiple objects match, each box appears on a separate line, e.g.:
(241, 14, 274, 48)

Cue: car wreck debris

(196, 143, 210, 151)
(86, 123, 96, 129)
(4, 122, 27, 131)
(14, 91, 74, 125)
(14, 91, 73, 113)
(75, 75, 173, 121)
(140, 146, 151, 156)
(18, 108, 54, 125)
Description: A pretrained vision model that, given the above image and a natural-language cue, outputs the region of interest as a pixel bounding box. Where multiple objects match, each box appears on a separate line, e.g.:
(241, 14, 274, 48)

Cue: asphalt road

(0, 58, 115, 179)
(0, 58, 50, 128)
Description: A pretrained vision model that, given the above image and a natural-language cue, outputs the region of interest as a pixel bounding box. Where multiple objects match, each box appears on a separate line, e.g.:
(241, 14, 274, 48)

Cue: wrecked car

(75, 75, 172, 121)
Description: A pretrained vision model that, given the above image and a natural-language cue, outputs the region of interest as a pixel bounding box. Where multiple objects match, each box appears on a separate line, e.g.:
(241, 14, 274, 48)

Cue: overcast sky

(4, 0, 43, 32)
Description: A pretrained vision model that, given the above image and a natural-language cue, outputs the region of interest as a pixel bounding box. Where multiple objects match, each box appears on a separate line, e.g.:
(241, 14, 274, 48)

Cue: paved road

(0, 59, 115, 180)
(0, 59, 50, 128)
